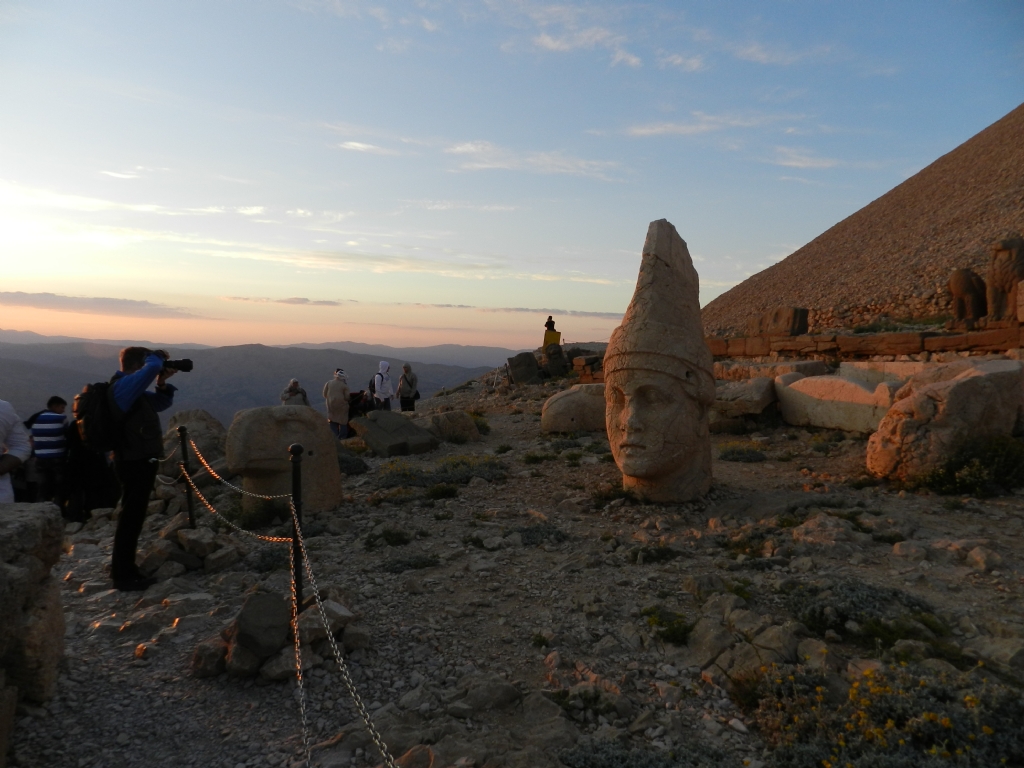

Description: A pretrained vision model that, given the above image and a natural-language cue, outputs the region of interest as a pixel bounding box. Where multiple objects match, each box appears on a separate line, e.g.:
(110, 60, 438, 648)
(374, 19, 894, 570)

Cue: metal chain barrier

(181, 468, 292, 543)
(189, 438, 292, 500)
(158, 443, 179, 463)
(289, 544, 313, 767)
(289, 501, 398, 768)
(155, 472, 183, 486)
(175, 432, 396, 767)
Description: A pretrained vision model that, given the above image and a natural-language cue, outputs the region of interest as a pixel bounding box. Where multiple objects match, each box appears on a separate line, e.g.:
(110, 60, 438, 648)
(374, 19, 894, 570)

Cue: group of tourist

(280, 361, 419, 438)
(0, 346, 179, 592)
(0, 350, 426, 594)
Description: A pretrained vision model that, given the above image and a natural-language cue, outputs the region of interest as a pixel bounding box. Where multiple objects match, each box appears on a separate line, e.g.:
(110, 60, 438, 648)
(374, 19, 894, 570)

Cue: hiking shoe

(113, 575, 157, 592)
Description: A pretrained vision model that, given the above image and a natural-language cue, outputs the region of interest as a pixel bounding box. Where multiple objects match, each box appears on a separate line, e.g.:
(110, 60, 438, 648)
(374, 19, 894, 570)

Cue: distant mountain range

(0, 336, 496, 428)
(281, 341, 527, 369)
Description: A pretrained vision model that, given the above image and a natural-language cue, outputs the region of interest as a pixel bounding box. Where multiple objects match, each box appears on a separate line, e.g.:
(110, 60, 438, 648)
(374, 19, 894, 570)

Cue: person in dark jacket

(109, 347, 177, 591)
(396, 363, 419, 412)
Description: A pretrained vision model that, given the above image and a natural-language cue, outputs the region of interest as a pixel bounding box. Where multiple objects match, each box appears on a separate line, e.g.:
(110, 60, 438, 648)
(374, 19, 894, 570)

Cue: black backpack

(73, 381, 122, 453)
(368, 374, 378, 395)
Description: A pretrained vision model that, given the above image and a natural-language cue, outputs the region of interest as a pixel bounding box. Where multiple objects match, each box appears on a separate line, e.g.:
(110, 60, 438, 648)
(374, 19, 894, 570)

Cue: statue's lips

(618, 443, 647, 454)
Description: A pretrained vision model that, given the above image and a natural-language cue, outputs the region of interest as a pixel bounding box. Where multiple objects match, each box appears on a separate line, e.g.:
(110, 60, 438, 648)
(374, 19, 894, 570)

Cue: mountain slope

(702, 102, 1024, 335)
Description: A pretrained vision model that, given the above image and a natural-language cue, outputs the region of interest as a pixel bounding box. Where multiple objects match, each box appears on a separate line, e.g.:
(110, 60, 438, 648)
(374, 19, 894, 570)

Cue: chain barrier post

(177, 425, 195, 529)
(289, 443, 304, 607)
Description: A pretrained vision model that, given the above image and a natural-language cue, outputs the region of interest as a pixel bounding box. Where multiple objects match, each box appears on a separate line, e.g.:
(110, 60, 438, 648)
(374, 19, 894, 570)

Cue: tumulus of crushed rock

(702, 101, 1024, 336)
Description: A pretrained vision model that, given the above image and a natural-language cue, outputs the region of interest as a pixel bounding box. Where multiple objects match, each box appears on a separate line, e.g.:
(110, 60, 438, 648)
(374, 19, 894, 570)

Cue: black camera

(163, 358, 194, 373)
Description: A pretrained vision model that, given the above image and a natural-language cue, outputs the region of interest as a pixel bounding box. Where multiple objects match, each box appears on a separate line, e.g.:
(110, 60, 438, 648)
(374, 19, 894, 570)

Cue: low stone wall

(0, 503, 66, 764)
(706, 326, 1022, 360)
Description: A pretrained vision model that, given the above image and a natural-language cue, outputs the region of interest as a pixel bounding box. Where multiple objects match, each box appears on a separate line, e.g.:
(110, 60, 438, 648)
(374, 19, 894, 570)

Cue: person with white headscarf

(323, 368, 350, 438)
(373, 361, 394, 411)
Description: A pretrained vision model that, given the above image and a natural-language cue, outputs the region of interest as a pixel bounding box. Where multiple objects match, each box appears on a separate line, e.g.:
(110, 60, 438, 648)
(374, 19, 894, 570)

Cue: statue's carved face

(605, 367, 701, 480)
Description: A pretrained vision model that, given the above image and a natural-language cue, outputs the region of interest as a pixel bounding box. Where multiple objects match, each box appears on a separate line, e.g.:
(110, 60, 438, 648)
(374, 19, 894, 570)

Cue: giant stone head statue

(604, 219, 715, 502)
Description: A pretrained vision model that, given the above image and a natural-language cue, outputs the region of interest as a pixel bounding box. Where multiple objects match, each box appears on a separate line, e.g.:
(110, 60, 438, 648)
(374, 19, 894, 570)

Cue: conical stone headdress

(604, 219, 715, 405)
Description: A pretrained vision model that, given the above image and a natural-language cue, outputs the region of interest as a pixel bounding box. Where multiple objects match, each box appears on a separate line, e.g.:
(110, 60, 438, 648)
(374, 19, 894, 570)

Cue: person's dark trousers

(400, 397, 415, 412)
(111, 458, 158, 580)
(329, 421, 348, 439)
(376, 399, 391, 411)
(36, 457, 65, 504)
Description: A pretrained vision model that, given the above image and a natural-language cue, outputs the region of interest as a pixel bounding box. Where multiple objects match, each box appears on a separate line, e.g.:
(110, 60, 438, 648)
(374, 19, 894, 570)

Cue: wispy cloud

(235, 206, 266, 216)
(223, 296, 351, 306)
(404, 199, 518, 212)
(626, 111, 791, 137)
(478, 306, 622, 319)
(610, 48, 641, 68)
(533, 26, 611, 52)
(221, 295, 622, 320)
(337, 140, 399, 155)
(768, 146, 839, 169)
(658, 53, 704, 72)
(444, 141, 618, 179)
(0, 291, 200, 319)
(100, 171, 139, 179)
(731, 42, 831, 66)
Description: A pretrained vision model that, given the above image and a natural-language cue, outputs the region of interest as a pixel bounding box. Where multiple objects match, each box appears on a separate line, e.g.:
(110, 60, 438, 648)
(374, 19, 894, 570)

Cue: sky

(1, 0, 1022, 349)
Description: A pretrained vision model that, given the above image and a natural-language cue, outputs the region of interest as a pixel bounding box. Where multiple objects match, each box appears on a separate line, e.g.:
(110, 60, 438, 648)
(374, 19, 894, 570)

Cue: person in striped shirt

(28, 396, 68, 503)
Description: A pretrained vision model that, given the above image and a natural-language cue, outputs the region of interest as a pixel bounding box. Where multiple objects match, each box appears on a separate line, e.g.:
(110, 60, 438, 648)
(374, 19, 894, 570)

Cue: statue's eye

(642, 388, 664, 404)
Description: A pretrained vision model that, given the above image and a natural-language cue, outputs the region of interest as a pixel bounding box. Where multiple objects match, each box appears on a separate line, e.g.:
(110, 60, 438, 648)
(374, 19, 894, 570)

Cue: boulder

(962, 637, 1024, 673)
(430, 411, 481, 443)
(204, 546, 240, 574)
(226, 406, 344, 514)
(177, 527, 218, 558)
(350, 411, 440, 457)
(541, 344, 569, 377)
(190, 636, 227, 678)
(7, 578, 64, 703)
(507, 352, 542, 385)
(161, 409, 226, 477)
(233, 592, 291, 658)
(866, 359, 1024, 481)
(713, 377, 776, 418)
(713, 360, 830, 382)
(541, 384, 606, 433)
(776, 373, 901, 433)
(0, 503, 65, 705)
(224, 637, 263, 677)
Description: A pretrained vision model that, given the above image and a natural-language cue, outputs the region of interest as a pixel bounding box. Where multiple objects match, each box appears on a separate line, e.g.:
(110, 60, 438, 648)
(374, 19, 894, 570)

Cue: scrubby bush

(523, 452, 555, 464)
(719, 446, 767, 462)
(512, 522, 567, 546)
(494, 444, 513, 454)
(469, 411, 491, 435)
(641, 605, 694, 646)
(364, 527, 412, 549)
(754, 664, 1024, 767)
(425, 483, 458, 500)
(220, 496, 286, 530)
(917, 436, 1024, 497)
(560, 738, 731, 768)
(376, 455, 506, 488)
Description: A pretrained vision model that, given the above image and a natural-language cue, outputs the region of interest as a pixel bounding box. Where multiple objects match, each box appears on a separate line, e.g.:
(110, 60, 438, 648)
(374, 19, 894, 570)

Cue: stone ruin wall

(805, 287, 954, 334)
(704, 326, 1024, 363)
(0, 503, 66, 764)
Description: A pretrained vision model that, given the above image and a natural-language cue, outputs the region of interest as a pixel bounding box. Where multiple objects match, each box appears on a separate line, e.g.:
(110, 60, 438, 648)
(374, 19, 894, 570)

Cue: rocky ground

(9, 376, 1024, 768)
